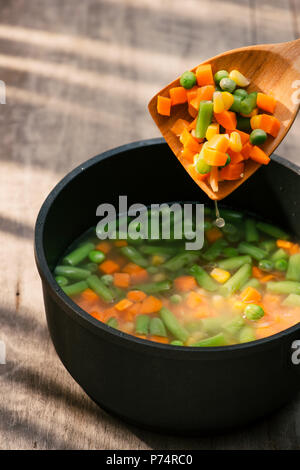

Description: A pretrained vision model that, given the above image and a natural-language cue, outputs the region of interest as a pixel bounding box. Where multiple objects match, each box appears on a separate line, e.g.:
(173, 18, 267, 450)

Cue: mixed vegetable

(157, 65, 280, 192)
(54, 207, 300, 347)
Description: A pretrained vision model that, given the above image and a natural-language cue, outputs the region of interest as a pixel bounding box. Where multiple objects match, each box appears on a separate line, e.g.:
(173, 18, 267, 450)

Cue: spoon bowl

(148, 39, 300, 200)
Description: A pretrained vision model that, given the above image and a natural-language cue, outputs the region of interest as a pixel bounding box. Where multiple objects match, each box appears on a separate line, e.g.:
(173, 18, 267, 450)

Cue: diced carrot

(186, 291, 203, 309)
(257, 92, 276, 114)
(209, 166, 219, 192)
(180, 128, 202, 152)
(186, 86, 199, 104)
(249, 146, 270, 165)
(191, 85, 215, 111)
(241, 142, 253, 160)
(113, 272, 130, 288)
(290, 244, 300, 255)
(122, 262, 143, 274)
(203, 148, 228, 166)
(206, 226, 223, 243)
(127, 302, 142, 316)
(81, 288, 99, 302)
(250, 114, 280, 138)
(219, 162, 244, 180)
(140, 296, 162, 314)
(115, 298, 133, 311)
(114, 240, 128, 247)
(227, 148, 244, 164)
(95, 241, 111, 254)
(252, 266, 264, 279)
(276, 240, 293, 250)
(240, 286, 262, 303)
(188, 117, 197, 131)
(127, 290, 147, 302)
(131, 268, 149, 284)
(174, 275, 197, 292)
(260, 274, 275, 283)
(195, 64, 214, 86)
(181, 146, 196, 163)
(226, 129, 249, 145)
(214, 111, 237, 130)
(99, 259, 120, 274)
(103, 307, 119, 321)
(170, 118, 190, 136)
(169, 86, 187, 105)
(90, 310, 105, 321)
(157, 95, 171, 116)
(188, 102, 198, 118)
(149, 336, 169, 344)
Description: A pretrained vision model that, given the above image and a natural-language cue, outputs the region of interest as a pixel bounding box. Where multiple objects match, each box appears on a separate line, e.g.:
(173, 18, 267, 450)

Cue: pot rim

(34, 138, 300, 357)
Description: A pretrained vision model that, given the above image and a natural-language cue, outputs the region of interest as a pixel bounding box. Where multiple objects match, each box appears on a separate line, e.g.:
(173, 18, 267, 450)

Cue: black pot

(34, 138, 300, 434)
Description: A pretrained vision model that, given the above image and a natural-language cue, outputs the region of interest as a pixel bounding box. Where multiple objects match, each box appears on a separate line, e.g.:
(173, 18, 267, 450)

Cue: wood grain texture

(0, 0, 299, 450)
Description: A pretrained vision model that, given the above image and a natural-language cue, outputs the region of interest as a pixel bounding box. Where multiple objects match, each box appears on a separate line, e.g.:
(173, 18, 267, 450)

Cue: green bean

(62, 280, 88, 296)
(149, 318, 167, 337)
(245, 219, 259, 243)
(282, 294, 300, 307)
(241, 278, 261, 290)
(192, 333, 226, 347)
(236, 116, 251, 132)
(195, 100, 213, 139)
(230, 94, 243, 113)
(140, 245, 177, 256)
(88, 250, 106, 264)
(163, 252, 198, 271)
(238, 242, 267, 261)
(260, 240, 277, 254)
(271, 248, 289, 262)
(185, 320, 203, 333)
(82, 262, 98, 273)
(286, 254, 300, 282)
(195, 156, 211, 175)
(170, 340, 184, 346)
(170, 294, 183, 304)
(239, 92, 257, 115)
(201, 317, 223, 335)
(274, 259, 288, 271)
(258, 259, 274, 272)
(218, 255, 252, 270)
(220, 263, 252, 297)
(202, 238, 228, 261)
(244, 304, 264, 321)
(233, 88, 248, 99)
(239, 326, 256, 343)
(120, 246, 148, 268)
(63, 242, 95, 266)
(250, 129, 267, 146)
(214, 70, 229, 85)
(100, 274, 114, 285)
(106, 317, 118, 328)
(221, 223, 238, 236)
(219, 77, 236, 93)
(55, 275, 68, 287)
(160, 307, 189, 342)
(223, 316, 245, 336)
(55, 265, 91, 280)
(218, 209, 243, 223)
(86, 275, 115, 302)
(180, 70, 197, 89)
(135, 315, 150, 335)
(190, 265, 218, 292)
(134, 280, 172, 294)
(267, 281, 300, 295)
(256, 222, 289, 240)
(222, 247, 239, 258)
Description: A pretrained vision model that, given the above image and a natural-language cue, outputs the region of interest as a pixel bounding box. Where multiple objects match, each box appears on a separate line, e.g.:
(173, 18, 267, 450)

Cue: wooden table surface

(0, 0, 299, 450)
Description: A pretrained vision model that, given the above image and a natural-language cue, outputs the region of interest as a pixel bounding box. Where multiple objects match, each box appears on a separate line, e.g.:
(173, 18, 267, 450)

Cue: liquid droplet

(213, 201, 225, 228)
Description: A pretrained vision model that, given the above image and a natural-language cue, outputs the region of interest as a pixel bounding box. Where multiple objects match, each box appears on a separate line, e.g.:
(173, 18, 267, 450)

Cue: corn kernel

(210, 268, 231, 283)
(250, 114, 261, 130)
(213, 91, 224, 113)
(152, 255, 165, 266)
(233, 301, 246, 312)
(206, 134, 229, 153)
(229, 69, 250, 87)
(152, 272, 167, 282)
(229, 131, 242, 152)
(221, 91, 234, 111)
(205, 123, 219, 141)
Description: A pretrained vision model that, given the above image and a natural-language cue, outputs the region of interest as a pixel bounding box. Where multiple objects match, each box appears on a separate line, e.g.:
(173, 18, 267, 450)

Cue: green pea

(170, 294, 183, 304)
(219, 77, 236, 93)
(234, 88, 248, 99)
(195, 156, 211, 175)
(55, 275, 68, 287)
(274, 258, 288, 271)
(250, 129, 267, 146)
(244, 304, 265, 321)
(88, 250, 106, 264)
(258, 259, 274, 272)
(180, 71, 197, 89)
(214, 70, 229, 85)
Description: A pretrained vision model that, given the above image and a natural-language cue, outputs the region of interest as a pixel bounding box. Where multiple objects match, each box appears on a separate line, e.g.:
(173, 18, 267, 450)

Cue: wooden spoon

(148, 39, 300, 200)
